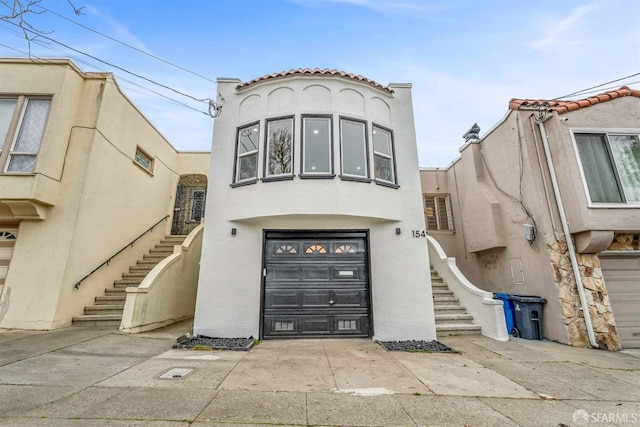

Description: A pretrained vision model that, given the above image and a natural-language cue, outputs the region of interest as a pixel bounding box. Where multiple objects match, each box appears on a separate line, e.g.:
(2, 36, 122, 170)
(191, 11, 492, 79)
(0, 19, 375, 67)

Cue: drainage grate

(159, 367, 194, 379)
(377, 340, 458, 353)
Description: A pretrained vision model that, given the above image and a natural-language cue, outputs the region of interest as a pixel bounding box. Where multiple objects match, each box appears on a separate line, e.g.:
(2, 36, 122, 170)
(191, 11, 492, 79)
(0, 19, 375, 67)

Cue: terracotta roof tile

(509, 86, 640, 114)
(236, 68, 394, 94)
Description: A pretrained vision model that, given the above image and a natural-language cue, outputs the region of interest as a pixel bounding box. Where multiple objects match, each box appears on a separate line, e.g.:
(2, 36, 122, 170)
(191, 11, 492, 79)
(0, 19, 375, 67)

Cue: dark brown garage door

(262, 231, 371, 339)
(600, 253, 640, 349)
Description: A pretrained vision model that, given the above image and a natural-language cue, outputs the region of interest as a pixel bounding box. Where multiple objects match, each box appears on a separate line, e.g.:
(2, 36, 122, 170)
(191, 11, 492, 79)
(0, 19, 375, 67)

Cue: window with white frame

(265, 117, 293, 178)
(0, 97, 51, 173)
(424, 194, 454, 231)
(302, 115, 332, 176)
(340, 118, 369, 179)
(574, 132, 640, 203)
(234, 122, 260, 183)
(372, 124, 397, 185)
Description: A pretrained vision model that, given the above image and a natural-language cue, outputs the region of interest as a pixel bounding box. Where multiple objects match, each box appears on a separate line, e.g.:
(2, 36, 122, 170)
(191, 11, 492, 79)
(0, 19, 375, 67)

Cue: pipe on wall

(535, 113, 599, 348)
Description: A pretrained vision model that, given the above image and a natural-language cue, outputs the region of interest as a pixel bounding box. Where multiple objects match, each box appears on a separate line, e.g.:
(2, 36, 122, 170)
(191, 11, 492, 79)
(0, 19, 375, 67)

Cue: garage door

(0, 228, 18, 295)
(262, 231, 371, 339)
(600, 253, 640, 349)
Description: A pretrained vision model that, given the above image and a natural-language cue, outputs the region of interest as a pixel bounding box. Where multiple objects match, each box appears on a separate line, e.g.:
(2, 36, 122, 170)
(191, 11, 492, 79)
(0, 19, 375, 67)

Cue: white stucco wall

(194, 74, 435, 340)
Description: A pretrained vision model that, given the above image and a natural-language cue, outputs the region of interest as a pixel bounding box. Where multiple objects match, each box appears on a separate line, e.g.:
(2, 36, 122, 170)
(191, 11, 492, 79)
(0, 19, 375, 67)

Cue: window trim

(372, 122, 398, 188)
(263, 115, 295, 182)
(570, 128, 640, 208)
(339, 116, 371, 182)
(232, 120, 261, 186)
(0, 95, 51, 174)
(133, 145, 154, 175)
(423, 193, 455, 232)
(300, 114, 335, 179)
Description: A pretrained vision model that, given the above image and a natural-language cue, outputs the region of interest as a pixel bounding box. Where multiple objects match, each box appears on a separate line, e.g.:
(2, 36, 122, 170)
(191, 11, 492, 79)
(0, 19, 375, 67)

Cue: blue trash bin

(494, 293, 516, 336)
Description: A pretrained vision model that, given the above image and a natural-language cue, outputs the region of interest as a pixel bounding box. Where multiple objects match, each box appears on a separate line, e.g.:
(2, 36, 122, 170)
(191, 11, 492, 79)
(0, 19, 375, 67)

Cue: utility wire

(3, 19, 213, 106)
(0, 28, 210, 116)
(35, 4, 217, 85)
(553, 72, 640, 99)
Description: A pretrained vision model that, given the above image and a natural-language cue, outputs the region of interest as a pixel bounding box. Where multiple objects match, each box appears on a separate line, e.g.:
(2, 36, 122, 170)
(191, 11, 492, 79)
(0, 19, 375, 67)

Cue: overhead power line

(553, 72, 640, 99)
(35, 4, 217, 85)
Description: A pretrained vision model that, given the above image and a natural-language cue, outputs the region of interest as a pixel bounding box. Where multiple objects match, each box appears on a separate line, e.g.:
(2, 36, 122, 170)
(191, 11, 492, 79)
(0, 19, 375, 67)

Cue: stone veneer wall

(546, 234, 621, 351)
(608, 233, 640, 251)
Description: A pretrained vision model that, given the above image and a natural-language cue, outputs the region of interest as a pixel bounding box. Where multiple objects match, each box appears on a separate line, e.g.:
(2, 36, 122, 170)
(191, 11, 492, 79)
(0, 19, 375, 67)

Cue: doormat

(377, 340, 458, 353)
(173, 335, 254, 351)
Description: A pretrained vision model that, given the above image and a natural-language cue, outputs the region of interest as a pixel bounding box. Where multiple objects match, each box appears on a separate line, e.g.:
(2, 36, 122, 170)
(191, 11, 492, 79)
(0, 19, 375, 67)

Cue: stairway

(431, 267, 482, 336)
(72, 235, 187, 327)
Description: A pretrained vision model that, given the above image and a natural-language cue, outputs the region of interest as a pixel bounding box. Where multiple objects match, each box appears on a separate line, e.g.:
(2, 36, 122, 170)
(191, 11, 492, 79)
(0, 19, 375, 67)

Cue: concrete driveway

(0, 321, 638, 426)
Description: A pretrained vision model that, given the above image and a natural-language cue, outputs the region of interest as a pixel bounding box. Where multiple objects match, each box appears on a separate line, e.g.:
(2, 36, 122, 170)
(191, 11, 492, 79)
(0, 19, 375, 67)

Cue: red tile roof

(509, 86, 640, 114)
(236, 68, 394, 94)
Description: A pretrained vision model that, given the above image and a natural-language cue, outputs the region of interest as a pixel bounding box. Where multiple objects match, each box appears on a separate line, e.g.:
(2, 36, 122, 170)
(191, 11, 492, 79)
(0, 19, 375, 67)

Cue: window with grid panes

(424, 194, 454, 231)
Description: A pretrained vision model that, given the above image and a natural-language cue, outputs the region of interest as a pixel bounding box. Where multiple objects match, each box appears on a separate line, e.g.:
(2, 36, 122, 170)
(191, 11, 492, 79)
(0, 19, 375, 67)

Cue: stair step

(434, 305, 467, 314)
(85, 305, 124, 315)
(130, 265, 154, 273)
(96, 296, 126, 304)
(122, 271, 149, 278)
(433, 296, 460, 303)
(72, 314, 122, 326)
(137, 259, 162, 265)
(105, 288, 126, 296)
(114, 278, 142, 285)
(432, 289, 454, 295)
(436, 324, 482, 336)
(431, 282, 448, 288)
(435, 314, 475, 325)
(149, 248, 173, 255)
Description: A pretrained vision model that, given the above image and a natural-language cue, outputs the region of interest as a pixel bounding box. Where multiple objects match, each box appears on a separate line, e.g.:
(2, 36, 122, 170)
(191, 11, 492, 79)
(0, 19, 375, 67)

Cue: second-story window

(340, 118, 369, 180)
(372, 124, 397, 186)
(234, 122, 260, 184)
(265, 117, 293, 179)
(0, 97, 51, 173)
(302, 115, 333, 176)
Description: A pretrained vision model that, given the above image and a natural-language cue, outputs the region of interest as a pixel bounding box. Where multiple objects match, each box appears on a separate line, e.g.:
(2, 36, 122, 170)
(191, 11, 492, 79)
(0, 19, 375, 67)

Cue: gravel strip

(173, 335, 254, 351)
(377, 340, 458, 353)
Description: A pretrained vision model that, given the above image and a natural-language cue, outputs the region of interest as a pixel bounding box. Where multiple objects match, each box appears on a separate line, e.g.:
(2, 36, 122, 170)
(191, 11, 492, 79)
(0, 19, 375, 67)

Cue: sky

(1, 0, 639, 167)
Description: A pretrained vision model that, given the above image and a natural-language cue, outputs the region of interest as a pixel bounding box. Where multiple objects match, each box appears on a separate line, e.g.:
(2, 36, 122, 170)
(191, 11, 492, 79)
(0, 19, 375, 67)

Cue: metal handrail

(73, 215, 170, 290)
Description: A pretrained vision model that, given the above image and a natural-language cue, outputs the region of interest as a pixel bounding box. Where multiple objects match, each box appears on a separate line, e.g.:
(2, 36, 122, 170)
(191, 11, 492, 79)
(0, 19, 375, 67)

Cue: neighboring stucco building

(421, 87, 640, 350)
(0, 58, 209, 330)
(194, 69, 435, 341)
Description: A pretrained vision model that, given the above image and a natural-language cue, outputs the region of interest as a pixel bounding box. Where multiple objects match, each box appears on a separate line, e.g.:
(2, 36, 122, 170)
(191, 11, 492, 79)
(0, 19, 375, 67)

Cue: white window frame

(570, 128, 640, 208)
(424, 193, 454, 232)
(133, 146, 154, 174)
(233, 121, 260, 185)
(0, 96, 51, 174)
(372, 123, 397, 186)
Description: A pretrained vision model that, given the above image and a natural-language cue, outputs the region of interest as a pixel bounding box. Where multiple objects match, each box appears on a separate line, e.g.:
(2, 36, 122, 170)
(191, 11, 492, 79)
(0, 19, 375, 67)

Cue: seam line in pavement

(215, 347, 250, 390)
(322, 341, 339, 390)
(392, 394, 418, 427)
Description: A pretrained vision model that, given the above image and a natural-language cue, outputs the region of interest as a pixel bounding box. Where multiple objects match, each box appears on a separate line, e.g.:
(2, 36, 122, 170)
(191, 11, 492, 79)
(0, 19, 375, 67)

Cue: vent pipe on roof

(533, 111, 599, 349)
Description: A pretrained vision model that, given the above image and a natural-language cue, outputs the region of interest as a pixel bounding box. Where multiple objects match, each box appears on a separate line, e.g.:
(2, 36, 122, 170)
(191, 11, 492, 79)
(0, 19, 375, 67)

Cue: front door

(171, 174, 207, 236)
(262, 230, 371, 339)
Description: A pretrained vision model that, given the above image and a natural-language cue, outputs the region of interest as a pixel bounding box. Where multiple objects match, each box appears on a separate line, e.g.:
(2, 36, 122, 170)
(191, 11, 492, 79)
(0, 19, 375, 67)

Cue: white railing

(120, 224, 203, 333)
(427, 235, 508, 341)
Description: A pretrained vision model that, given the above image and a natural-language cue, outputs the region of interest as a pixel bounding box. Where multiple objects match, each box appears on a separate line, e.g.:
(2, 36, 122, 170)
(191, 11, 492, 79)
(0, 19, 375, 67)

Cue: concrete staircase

(72, 235, 186, 327)
(432, 267, 482, 336)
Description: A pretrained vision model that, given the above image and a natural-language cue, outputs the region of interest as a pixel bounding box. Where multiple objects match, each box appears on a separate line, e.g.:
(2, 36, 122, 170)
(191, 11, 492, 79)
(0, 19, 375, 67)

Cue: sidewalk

(0, 321, 638, 426)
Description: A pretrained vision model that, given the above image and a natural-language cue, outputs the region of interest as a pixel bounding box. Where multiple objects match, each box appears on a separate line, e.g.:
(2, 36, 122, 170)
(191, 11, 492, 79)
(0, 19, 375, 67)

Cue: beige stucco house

(0, 58, 209, 330)
(421, 86, 640, 350)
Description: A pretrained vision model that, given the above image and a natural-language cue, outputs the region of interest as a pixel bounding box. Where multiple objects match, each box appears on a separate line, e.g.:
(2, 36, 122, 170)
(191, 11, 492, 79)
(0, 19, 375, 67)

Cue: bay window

(340, 117, 369, 180)
(264, 117, 293, 179)
(233, 122, 260, 184)
(574, 132, 640, 204)
(0, 97, 51, 173)
(372, 124, 397, 186)
(302, 115, 333, 177)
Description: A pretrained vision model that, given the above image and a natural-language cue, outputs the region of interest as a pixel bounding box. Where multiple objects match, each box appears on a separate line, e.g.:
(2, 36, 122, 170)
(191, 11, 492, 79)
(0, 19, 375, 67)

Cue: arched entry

(171, 174, 208, 236)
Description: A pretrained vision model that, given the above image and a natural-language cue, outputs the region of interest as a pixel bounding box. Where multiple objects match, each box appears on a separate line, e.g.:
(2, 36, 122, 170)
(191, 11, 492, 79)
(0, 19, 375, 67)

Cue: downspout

(534, 112, 599, 348)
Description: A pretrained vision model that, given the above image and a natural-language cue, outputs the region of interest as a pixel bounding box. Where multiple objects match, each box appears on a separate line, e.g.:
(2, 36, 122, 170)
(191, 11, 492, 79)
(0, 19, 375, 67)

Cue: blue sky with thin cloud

(1, 0, 638, 166)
